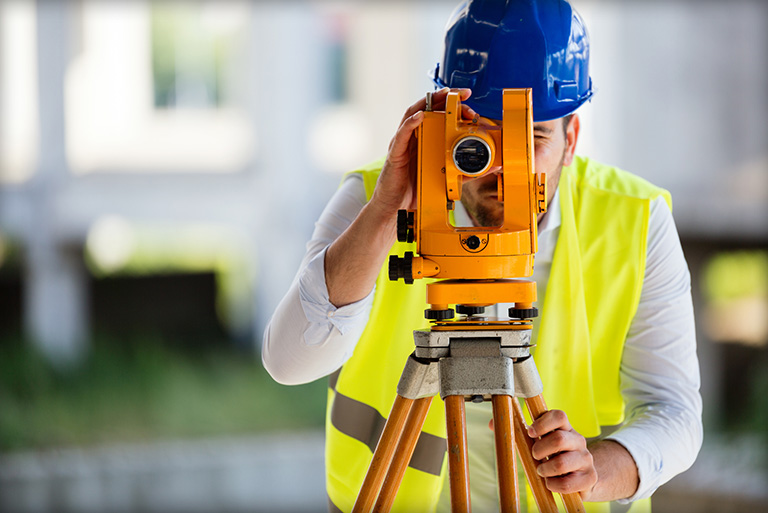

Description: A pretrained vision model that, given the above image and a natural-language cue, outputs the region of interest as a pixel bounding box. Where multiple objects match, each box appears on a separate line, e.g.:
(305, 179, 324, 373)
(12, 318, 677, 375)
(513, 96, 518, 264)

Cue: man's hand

(526, 410, 598, 499)
(369, 87, 477, 217)
(325, 88, 475, 308)
(490, 408, 640, 502)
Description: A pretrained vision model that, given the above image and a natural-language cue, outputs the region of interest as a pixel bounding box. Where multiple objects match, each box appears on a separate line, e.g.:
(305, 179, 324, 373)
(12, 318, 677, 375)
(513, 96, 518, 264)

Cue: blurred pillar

(247, 4, 327, 346)
(24, 0, 88, 366)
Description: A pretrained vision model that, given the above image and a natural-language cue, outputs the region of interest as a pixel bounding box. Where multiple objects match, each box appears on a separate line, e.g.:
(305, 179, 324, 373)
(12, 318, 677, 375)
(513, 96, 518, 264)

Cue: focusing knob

(508, 307, 539, 320)
(396, 210, 415, 243)
(396, 210, 408, 242)
(388, 256, 399, 281)
(388, 252, 414, 284)
(406, 211, 415, 243)
(425, 308, 455, 320)
(456, 304, 486, 315)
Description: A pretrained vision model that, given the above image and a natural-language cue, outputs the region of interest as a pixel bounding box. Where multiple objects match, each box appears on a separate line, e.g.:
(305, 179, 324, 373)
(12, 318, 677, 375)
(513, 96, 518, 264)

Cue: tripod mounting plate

(439, 343, 515, 399)
(398, 329, 544, 401)
(413, 328, 531, 359)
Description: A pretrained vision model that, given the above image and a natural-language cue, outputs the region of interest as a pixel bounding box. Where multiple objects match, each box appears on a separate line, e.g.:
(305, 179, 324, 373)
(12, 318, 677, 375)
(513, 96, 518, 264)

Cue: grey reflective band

(329, 368, 340, 391)
(331, 390, 386, 453)
(408, 427, 447, 476)
(330, 389, 447, 477)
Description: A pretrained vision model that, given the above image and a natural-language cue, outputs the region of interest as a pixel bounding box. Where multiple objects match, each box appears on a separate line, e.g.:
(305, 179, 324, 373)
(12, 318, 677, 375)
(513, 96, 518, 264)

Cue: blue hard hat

(432, 0, 594, 122)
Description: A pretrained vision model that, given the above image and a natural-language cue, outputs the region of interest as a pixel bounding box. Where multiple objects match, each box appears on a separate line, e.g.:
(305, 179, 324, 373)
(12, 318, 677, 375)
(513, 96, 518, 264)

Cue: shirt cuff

(297, 246, 375, 346)
(606, 426, 665, 503)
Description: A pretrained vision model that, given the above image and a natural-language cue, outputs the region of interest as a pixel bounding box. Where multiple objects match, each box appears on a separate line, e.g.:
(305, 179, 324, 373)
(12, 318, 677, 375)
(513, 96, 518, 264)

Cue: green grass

(0, 336, 327, 451)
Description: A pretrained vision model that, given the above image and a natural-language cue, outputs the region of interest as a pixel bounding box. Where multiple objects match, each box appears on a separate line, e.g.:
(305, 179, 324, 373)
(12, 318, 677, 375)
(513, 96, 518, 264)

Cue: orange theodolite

(389, 88, 547, 321)
(353, 90, 585, 513)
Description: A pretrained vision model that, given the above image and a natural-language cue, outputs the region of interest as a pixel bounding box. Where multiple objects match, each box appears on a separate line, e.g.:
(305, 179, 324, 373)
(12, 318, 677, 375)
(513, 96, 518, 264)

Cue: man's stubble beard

(466, 179, 504, 227)
(462, 147, 567, 228)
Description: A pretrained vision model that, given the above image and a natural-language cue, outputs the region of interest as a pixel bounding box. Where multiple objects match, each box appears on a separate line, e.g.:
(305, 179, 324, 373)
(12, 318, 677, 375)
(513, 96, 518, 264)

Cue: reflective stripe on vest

(326, 155, 668, 513)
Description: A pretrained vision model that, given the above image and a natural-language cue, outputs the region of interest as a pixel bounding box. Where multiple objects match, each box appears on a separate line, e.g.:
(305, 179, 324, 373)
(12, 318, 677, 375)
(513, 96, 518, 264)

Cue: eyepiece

(452, 136, 492, 175)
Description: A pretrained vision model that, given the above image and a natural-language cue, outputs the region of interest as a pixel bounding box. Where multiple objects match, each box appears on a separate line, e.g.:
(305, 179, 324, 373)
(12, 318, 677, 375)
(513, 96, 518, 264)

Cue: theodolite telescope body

(401, 89, 547, 283)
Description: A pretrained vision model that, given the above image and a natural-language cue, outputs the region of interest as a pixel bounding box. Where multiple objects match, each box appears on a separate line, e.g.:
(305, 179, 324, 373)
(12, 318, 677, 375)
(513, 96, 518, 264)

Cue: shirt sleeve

(261, 174, 375, 385)
(606, 196, 704, 502)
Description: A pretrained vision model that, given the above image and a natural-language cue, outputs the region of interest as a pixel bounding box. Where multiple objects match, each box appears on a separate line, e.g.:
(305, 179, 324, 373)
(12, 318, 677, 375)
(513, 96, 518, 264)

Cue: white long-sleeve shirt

(263, 172, 702, 507)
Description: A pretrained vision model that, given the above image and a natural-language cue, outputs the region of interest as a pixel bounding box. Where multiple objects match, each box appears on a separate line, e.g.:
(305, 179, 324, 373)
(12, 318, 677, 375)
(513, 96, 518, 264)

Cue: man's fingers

(543, 469, 597, 496)
(400, 88, 447, 123)
(461, 103, 479, 121)
(537, 449, 597, 496)
(536, 448, 592, 478)
(527, 409, 572, 438)
(388, 111, 424, 164)
(430, 87, 471, 112)
(400, 88, 473, 124)
(531, 429, 586, 461)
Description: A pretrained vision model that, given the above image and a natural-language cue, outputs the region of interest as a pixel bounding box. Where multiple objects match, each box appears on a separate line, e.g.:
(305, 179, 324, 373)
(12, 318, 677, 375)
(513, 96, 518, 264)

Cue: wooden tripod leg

(373, 396, 434, 512)
(511, 398, 559, 513)
(445, 395, 471, 513)
(491, 395, 519, 513)
(353, 395, 415, 513)
(526, 395, 586, 513)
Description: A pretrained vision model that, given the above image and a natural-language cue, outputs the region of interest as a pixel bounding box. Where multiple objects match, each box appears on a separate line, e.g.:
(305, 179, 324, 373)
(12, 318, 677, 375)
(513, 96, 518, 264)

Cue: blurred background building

(0, 0, 766, 512)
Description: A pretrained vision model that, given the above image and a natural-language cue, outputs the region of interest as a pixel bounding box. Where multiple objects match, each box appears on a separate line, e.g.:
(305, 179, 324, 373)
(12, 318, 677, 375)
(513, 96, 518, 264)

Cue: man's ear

(563, 114, 580, 167)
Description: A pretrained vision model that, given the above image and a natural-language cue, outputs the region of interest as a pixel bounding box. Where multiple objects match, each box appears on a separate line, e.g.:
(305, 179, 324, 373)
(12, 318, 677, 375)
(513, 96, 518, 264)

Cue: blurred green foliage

(703, 250, 768, 304)
(701, 249, 768, 461)
(0, 336, 326, 452)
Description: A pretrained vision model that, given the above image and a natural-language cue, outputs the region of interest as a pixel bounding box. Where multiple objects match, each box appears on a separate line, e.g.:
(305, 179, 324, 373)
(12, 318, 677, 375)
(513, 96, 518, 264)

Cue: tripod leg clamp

(397, 353, 440, 400)
(513, 356, 543, 398)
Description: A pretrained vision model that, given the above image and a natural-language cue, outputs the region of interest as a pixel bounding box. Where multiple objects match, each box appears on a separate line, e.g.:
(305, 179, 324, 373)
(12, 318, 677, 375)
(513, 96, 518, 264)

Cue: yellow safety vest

(326, 156, 671, 513)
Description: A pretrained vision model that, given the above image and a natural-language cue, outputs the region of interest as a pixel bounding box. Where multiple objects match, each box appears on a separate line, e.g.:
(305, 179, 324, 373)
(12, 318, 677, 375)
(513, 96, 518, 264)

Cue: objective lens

(453, 136, 492, 175)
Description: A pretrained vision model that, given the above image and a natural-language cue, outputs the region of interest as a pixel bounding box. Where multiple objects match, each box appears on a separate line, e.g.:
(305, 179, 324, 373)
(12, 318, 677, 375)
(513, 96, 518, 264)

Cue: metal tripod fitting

(513, 355, 544, 399)
(412, 328, 531, 359)
(439, 339, 515, 400)
(396, 353, 440, 400)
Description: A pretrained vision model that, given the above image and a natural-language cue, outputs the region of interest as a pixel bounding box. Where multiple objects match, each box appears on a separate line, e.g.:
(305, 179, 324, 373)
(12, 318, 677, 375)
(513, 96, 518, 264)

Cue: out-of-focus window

(326, 13, 350, 104)
(0, 0, 38, 183)
(66, 1, 253, 174)
(151, 3, 240, 110)
(307, 7, 371, 174)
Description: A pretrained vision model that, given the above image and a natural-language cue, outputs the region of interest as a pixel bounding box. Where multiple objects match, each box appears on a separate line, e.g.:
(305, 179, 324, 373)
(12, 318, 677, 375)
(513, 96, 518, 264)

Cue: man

(263, 1, 702, 512)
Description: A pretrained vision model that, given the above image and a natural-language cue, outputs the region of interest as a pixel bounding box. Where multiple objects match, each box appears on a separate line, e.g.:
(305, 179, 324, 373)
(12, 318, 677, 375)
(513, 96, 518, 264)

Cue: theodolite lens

(453, 136, 492, 175)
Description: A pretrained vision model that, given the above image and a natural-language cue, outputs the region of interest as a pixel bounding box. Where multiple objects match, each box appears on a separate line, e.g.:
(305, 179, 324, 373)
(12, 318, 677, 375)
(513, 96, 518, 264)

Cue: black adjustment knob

(388, 255, 400, 281)
(397, 210, 416, 243)
(508, 306, 539, 320)
(465, 235, 481, 250)
(396, 210, 409, 242)
(425, 308, 455, 320)
(456, 304, 486, 315)
(402, 252, 413, 284)
(388, 252, 414, 284)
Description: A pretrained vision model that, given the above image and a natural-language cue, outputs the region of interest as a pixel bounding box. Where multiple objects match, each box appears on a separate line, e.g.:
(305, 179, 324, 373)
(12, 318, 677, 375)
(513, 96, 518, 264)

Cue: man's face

(460, 114, 580, 227)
